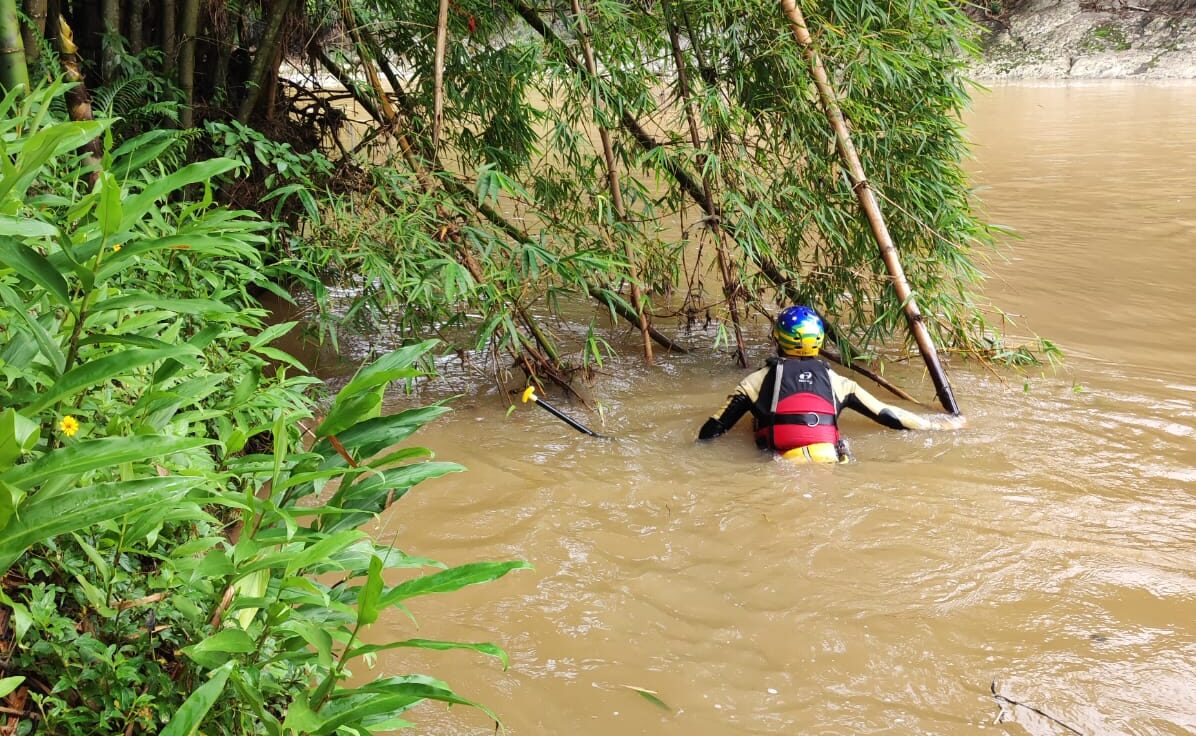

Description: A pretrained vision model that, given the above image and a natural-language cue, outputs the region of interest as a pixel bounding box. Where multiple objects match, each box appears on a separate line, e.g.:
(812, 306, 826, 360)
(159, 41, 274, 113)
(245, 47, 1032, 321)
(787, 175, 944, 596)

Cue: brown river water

(309, 83, 1196, 734)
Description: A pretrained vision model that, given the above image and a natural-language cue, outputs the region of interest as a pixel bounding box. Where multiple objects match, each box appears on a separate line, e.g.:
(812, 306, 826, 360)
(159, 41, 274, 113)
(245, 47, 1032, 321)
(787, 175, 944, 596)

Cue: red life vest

(751, 357, 840, 452)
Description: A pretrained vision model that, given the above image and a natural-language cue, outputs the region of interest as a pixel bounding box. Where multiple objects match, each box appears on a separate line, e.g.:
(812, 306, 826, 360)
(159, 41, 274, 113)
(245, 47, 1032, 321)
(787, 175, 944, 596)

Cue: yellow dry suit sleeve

(830, 370, 958, 430)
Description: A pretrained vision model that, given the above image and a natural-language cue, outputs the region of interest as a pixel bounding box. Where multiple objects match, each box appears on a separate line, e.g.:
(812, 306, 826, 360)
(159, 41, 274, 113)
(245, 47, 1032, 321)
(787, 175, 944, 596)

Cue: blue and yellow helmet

(774, 306, 825, 356)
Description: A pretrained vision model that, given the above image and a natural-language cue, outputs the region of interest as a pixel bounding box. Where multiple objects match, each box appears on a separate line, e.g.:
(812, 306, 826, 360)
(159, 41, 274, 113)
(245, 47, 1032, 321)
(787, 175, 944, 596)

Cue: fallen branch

(991, 681, 1085, 736)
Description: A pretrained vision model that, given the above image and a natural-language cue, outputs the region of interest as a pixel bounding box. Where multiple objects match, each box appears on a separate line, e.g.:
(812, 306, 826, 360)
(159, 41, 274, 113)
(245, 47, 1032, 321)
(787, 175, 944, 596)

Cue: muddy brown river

(333, 83, 1196, 734)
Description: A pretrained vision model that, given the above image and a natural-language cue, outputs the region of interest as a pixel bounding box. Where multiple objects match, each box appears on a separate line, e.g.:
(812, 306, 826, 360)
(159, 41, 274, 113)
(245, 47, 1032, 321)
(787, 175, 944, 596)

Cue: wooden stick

(777, 0, 960, 415)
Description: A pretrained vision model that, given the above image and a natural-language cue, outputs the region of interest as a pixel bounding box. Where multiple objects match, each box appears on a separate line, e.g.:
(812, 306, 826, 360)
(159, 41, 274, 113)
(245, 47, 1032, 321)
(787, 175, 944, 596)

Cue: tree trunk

(177, 0, 198, 127)
(663, 0, 746, 367)
(160, 0, 176, 72)
(127, 0, 144, 53)
(571, 0, 653, 363)
(778, 0, 960, 415)
(20, 0, 45, 66)
(57, 17, 102, 189)
(0, 0, 29, 94)
(237, 0, 292, 122)
(100, 0, 118, 81)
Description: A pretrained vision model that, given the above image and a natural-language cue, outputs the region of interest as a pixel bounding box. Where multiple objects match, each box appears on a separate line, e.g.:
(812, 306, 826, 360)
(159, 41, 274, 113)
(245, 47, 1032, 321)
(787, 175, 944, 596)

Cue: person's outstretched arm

(698, 368, 769, 440)
(833, 373, 966, 430)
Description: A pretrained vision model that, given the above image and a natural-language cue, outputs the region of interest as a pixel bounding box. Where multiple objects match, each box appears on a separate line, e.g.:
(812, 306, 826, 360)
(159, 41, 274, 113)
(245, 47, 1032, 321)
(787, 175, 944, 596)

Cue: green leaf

(0, 283, 66, 375)
(0, 480, 22, 531)
(0, 590, 31, 641)
(181, 629, 257, 668)
(159, 661, 234, 736)
(0, 236, 72, 308)
(337, 340, 437, 399)
(346, 638, 509, 669)
(283, 530, 366, 577)
(26, 346, 196, 413)
(96, 173, 123, 238)
(277, 621, 333, 669)
(0, 476, 201, 572)
(314, 385, 383, 439)
(0, 408, 39, 469)
(119, 159, 241, 230)
(0, 216, 58, 239)
(0, 676, 24, 699)
(357, 555, 384, 627)
(87, 292, 237, 317)
(377, 561, 530, 608)
(0, 120, 107, 202)
(2, 435, 211, 490)
(313, 406, 451, 464)
(313, 677, 497, 735)
(622, 684, 671, 711)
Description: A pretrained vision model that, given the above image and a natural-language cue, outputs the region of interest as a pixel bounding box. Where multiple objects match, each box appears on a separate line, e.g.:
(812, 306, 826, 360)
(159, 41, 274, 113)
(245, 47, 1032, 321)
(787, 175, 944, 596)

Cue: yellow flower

(112, 243, 122, 252)
(59, 415, 80, 437)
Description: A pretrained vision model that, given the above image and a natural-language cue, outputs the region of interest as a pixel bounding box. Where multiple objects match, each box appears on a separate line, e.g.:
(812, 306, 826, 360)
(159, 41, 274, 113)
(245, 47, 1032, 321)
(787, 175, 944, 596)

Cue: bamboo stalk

(237, 0, 293, 122)
(342, 1, 398, 126)
(177, 0, 198, 127)
(160, 0, 175, 73)
(100, 0, 118, 81)
(570, 0, 653, 363)
(431, 0, 448, 152)
(20, 0, 45, 66)
(0, 0, 29, 93)
(127, 0, 144, 53)
(57, 17, 102, 189)
(778, 0, 960, 415)
(662, 0, 745, 367)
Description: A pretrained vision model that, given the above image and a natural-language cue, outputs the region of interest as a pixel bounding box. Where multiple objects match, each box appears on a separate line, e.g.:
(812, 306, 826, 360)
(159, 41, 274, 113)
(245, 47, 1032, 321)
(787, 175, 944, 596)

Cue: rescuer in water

(697, 306, 966, 463)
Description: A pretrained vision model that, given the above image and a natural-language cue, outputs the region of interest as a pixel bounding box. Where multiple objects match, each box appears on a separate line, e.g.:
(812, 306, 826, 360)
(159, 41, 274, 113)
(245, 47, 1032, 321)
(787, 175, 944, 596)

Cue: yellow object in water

(780, 442, 842, 464)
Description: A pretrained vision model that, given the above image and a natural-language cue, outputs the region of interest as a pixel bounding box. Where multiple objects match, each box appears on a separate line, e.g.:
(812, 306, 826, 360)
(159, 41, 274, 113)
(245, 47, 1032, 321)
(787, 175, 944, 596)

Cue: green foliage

(0, 83, 526, 734)
(265, 0, 1047, 375)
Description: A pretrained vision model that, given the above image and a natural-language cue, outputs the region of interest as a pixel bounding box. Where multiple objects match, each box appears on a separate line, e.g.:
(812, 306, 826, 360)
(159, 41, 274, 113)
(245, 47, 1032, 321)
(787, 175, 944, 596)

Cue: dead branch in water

(991, 681, 1085, 735)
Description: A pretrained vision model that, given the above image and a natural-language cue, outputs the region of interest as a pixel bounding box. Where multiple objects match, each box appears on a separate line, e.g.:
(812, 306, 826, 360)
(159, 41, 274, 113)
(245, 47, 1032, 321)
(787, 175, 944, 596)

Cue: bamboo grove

(1, 0, 1047, 393)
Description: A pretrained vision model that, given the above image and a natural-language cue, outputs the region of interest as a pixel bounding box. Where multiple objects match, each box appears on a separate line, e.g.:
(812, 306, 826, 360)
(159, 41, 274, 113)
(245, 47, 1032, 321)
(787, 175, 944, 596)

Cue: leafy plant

(0, 82, 526, 735)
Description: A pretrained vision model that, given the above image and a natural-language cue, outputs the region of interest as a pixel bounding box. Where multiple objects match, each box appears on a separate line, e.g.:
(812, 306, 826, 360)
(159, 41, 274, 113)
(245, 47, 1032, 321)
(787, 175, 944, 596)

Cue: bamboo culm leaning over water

(778, 0, 961, 415)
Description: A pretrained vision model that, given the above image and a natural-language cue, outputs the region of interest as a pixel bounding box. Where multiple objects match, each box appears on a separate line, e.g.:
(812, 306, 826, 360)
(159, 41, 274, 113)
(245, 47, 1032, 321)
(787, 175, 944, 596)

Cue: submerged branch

(991, 681, 1085, 736)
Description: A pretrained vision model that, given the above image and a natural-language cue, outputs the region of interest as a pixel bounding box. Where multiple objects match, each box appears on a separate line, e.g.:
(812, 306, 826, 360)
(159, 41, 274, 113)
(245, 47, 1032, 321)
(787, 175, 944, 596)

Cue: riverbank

(971, 0, 1196, 79)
